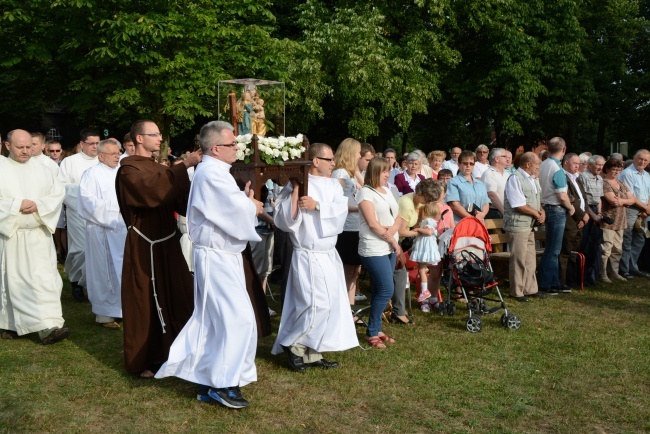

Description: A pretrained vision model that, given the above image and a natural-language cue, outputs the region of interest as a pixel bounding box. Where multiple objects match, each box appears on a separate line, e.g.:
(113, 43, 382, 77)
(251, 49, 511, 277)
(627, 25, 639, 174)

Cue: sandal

(139, 369, 155, 379)
(1, 330, 18, 340)
(364, 335, 386, 349)
(378, 333, 396, 344)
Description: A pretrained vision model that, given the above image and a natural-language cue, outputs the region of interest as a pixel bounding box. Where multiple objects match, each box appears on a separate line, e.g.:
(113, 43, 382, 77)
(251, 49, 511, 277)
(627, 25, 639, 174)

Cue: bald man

(503, 152, 546, 301)
(0, 130, 69, 344)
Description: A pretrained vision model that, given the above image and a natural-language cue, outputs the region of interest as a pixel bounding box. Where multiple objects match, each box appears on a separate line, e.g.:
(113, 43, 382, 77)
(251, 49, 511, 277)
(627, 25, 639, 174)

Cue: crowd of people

(1, 124, 649, 409)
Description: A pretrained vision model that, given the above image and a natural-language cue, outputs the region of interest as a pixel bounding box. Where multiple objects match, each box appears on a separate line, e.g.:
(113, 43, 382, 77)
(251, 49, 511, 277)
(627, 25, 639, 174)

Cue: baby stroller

(439, 217, 521, 332)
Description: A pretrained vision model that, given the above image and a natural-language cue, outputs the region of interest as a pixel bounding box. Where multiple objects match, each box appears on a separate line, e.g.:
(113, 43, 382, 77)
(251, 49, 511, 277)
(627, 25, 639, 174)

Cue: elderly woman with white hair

(394, 152, 426, 196)
(473, 144, 490, 179)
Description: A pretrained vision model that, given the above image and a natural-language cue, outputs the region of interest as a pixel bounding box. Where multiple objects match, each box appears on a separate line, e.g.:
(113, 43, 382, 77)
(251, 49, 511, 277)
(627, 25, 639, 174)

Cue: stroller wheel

(447, 303, 456, 316)
(505, 314, 522, 330)
(500, 313, 508, 327)
(466, 316, 482, 333)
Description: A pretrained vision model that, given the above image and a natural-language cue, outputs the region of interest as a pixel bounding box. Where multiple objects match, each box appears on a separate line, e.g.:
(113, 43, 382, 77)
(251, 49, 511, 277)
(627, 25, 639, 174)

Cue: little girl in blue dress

(409, 202, 442, 303)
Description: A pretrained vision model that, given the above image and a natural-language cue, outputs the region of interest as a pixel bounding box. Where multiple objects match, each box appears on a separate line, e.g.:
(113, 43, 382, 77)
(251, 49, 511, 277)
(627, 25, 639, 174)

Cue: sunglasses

(460, 161, 475, 166)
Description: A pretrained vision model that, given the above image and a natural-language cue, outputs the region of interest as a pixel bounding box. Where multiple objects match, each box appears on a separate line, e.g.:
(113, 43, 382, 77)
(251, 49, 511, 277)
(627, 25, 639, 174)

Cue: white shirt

(388, 167, 402, 184)
(566, 170, 586, 211)
(472, 161, 489, 179)
(331, 168, 360, 231)
(481, 166, 510, 209)
(441, 159, 459, 176)
(505, 168, 539, 208)
(356, 186, 399, 257)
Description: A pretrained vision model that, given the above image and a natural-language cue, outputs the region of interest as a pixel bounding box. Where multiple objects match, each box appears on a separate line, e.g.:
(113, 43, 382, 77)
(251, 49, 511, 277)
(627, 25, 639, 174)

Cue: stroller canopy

(447, 216, 493, 255)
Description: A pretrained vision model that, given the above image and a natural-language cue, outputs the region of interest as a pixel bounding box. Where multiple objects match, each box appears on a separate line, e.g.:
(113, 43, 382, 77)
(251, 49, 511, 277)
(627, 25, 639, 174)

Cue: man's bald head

(519, 152, 539, 166)
(6, 129, 33, 163)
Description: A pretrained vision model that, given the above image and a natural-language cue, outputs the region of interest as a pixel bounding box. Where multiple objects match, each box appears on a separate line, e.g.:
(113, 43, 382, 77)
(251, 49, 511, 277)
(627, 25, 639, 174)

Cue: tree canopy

(0, 0, 647, 154)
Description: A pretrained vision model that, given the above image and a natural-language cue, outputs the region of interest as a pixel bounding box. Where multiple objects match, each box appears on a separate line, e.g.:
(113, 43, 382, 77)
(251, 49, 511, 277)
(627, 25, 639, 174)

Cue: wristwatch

(315, 202, 320, 212)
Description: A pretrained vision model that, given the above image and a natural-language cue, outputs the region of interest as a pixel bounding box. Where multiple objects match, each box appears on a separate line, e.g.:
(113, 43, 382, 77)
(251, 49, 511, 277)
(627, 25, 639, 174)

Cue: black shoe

(558, 285, 572, 293)
(513, 296, 529, 302)
(540, 288, 559, 296)
(41, 327, 70, 345)
(207, 387, 250, 409)
(390, 312, 413, 325)
(529, 292, 548, 299)
(630, 270, 650, 278)
(306, 359, 339, 369)
(622, 274, 634, 280)
(71, 283, 86, 302)
(281, 345, 307, 372)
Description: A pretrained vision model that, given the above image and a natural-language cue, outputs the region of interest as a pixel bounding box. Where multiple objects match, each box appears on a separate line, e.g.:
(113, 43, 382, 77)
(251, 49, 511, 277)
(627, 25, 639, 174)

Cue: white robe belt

(128, 226, 176, 334)
(192, 243, 241, 367)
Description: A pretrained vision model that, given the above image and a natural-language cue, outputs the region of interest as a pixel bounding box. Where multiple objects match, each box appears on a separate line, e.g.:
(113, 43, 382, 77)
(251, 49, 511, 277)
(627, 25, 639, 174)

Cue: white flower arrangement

(235, 133, 306, 165)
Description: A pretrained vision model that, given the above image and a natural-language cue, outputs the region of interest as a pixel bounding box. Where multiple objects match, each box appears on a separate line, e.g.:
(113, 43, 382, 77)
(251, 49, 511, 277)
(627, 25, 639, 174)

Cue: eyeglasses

(141, 133, 163, 138)
(49, 149, 62, 153)
(316, 157, 334, 162)
(477, 150, 488, 154)
(83, 141, 99, 146)
(100, 152, 121, 157)
(215, 142, 238, 148)
(460, 161, 475, 166)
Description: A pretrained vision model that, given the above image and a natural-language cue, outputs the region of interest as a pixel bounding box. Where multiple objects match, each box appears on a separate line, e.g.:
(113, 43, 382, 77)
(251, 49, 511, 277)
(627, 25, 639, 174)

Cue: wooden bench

(484, 218, 546, 280)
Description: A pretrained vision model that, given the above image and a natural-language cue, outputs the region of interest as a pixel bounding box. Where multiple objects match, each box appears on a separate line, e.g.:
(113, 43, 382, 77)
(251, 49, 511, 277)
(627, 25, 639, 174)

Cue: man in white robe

(58, 129, 100, 301)
(0, 130, 69, 344)
(31, 132, 59, 175)
(156, 121, 263, 409)
(272, 143, 359, 371)
(78, 139, 127, 329)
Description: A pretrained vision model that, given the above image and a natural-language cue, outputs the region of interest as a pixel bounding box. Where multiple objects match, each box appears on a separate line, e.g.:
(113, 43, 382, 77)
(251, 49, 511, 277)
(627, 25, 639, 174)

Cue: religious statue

(251, 93, 267, 137)
(236, 91, 253, 135)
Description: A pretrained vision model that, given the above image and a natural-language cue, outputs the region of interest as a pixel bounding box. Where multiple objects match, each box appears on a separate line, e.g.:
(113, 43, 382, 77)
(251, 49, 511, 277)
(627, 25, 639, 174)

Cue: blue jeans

(619, 209, 646, 275)
(538, 205, 566, 289)
(360, 253, 396, 337)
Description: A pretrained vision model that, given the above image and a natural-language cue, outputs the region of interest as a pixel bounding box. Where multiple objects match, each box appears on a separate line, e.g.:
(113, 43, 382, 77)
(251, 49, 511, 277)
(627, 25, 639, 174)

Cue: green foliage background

(0, 0, 648, 154)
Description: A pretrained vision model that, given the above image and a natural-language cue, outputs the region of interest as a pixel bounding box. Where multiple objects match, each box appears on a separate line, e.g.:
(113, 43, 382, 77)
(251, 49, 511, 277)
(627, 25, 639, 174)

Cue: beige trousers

(507, 231, 538, 297)
(290, 344, 323, 363)
(601, 228, 624, 277)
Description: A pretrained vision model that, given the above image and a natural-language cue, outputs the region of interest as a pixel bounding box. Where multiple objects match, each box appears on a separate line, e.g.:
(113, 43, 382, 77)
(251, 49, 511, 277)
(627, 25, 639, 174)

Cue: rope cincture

(129, 226, 176, 334)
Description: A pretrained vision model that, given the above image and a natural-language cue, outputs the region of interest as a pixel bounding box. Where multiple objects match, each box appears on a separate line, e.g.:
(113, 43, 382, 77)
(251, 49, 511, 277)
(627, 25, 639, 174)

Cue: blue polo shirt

(446, 174, 491, 222)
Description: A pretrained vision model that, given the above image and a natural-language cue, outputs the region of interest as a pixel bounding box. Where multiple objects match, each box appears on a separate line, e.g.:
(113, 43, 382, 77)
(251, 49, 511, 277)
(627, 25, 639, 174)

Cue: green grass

(1, 267, 649, 433)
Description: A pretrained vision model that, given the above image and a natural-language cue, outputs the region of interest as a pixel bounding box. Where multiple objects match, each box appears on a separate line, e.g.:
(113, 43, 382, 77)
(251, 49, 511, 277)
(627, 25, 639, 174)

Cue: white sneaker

(268, 308, 277, 317)
(421, 303, 431, 313)
(355, 293, 367, 302)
